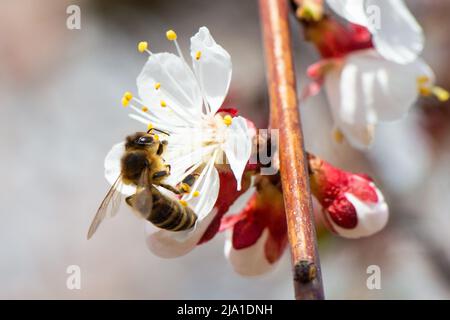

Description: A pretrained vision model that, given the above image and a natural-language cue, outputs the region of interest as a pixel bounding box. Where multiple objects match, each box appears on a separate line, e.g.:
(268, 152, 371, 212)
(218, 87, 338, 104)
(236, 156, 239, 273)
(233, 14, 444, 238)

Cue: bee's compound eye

(136, 135, 154, 145)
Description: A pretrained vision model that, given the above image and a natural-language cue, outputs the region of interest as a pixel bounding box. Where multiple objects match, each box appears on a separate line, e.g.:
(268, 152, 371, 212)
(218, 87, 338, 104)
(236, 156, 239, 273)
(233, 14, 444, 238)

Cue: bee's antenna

(147, 128, 170, 136)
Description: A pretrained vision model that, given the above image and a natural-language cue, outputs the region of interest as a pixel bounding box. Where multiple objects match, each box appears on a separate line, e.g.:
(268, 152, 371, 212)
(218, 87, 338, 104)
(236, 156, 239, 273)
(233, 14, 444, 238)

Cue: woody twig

(259, 0, 325, 300)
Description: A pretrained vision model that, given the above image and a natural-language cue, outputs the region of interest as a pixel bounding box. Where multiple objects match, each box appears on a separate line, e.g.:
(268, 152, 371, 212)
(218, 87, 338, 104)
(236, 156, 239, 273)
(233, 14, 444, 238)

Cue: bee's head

(125, 132, 156, 149)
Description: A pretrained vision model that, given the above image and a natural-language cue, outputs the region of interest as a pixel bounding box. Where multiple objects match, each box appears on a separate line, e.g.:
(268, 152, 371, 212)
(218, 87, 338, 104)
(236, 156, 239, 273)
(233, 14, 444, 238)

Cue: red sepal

(309, 154, 378, 229)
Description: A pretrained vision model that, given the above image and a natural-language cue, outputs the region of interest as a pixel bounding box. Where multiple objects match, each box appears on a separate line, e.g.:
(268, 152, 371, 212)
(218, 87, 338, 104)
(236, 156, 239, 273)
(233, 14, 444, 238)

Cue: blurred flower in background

(0, 0, 449, 299)
(299, 0, 449, 150)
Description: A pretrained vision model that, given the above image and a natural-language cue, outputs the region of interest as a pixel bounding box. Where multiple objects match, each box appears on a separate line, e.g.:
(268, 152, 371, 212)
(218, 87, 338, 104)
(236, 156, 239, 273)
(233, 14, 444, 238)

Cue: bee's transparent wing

(87, 175, 123, 239)
(132, 168, 153, 220)
(108, 180, 124, 218)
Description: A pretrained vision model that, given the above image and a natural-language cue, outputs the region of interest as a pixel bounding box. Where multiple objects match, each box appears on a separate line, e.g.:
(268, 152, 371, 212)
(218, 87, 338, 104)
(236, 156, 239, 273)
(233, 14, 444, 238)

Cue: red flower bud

(308, 154, 388, 238)
(222, 176, 287, 275)
(303, 17, 373, 59)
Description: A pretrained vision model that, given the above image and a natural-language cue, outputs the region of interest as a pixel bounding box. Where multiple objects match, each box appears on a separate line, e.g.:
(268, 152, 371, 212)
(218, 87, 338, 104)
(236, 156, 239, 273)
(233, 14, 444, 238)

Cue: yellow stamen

(195, 51, 202, 60)
(121, 97, 130, 107)
(419, 86, 432, 97)
(193, 191, 200, 197)
(147, 123, 153, 131)
(295, 0, 323, 22)
(432, 86, 450, 102)
(333, 128, 345, 144)
(137, 41, 148, 53)
(154, 134, 159, 141)
(123, 91, 133, 101)
(417, 75, 430, 85)
(166, 30, 177, 41)
(141, 106, 149, 112)
(160, 100, 167, 107)
(154, 82, 161, 90)
(179, 200, 188, 207)
(223, 115, 233, 126)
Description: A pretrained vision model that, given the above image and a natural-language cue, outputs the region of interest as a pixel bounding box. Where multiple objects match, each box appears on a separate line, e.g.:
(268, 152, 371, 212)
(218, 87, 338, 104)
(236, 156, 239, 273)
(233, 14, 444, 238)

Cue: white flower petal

(189, 164, 220, 220)
(324, 49, 433, 148)
(191, 26, 232, 114)
(223, 116, 252, 190)
(341, 50, 431, 121)
(324, 59, 375, 149)
(326, 0, 424, 64)
(164, 143, 215, 186)
(326, 0, 367, 26)
(145, 208, 218, 258)
(224, 229, 274, 276)
(366, 0, 424, 64)
(104, 142, 135, 196)
(137, 52, 203, 124)
(328, 186, 389, 239)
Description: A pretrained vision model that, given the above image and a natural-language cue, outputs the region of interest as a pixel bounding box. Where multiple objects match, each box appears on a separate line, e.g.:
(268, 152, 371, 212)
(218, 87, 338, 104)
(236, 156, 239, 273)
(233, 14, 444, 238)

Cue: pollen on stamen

(154, 82, 161, 90)
(137, 41, 148, 53)
(166, 30, 177, 41)
(160, 100, 167, 107)
(179, 200, 188, 207)
(333, 128, 345, 144)
(154, 134, 159, 141)
(417, 75, 430, 85)
(432, 86, 450, 102)
(193, 191, 200, 197)
(223, 115, 233, 126)
(195, 51, 202, 60)
(121, 91, 133, 107)
(419, 86, 431, 97)
(180, 183, 191, 193)
(124, 91, 133, 100)
(141, 106, 149, 112)
(121, 97, 130, 107)
(147, 123, 154, 131)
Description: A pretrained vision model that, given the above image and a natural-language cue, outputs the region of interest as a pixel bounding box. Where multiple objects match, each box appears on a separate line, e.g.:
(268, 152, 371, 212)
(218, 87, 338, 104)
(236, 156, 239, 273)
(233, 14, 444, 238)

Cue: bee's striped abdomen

(148, 187, 197, 231)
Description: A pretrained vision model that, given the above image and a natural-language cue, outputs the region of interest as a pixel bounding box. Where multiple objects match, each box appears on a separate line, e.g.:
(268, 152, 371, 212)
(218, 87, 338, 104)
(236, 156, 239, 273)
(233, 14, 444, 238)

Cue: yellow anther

(141, 106, 149, 112)
(154, 134, 159, 141)
(160, 100, 167, 107)
(419, 86, 432, 97)
(417, 75, 430, 85)
(147, 123, 154, 131)
(179, 200, 188, 207)
(295, 0, 324, 22)
(195, 51, 202, 60)
(180, 183, 191, 193)
(121, 97, 130, 107)
(123, 91, 133, 101)
(193, 191, 200, 197)
(333, 128, 345, 144)
(432, 86, 450, 102)
(166, 30, 177, 41)
(154, 82, 161, 90)
(223, 115, 233, 126)
(137, 41, 148, 53)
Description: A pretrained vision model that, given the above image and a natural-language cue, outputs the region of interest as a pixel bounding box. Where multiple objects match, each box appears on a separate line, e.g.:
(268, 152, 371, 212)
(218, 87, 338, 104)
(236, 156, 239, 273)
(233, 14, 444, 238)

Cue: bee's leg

(160, 183, 181, 195)
(183, 173, 199, 186)
(152, 170, 169, 180)
(157, 140, 168, 156)
(178, 173, 200, 194)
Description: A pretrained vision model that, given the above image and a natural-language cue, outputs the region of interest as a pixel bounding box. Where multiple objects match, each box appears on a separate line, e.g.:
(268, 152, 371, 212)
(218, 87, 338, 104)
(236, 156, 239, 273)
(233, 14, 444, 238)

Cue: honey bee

(87, 129, 198, 239)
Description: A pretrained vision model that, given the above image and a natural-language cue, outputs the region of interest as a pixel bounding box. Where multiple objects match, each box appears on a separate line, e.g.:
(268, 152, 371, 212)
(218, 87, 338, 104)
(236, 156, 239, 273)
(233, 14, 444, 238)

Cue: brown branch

(259, 0, 325, 300)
